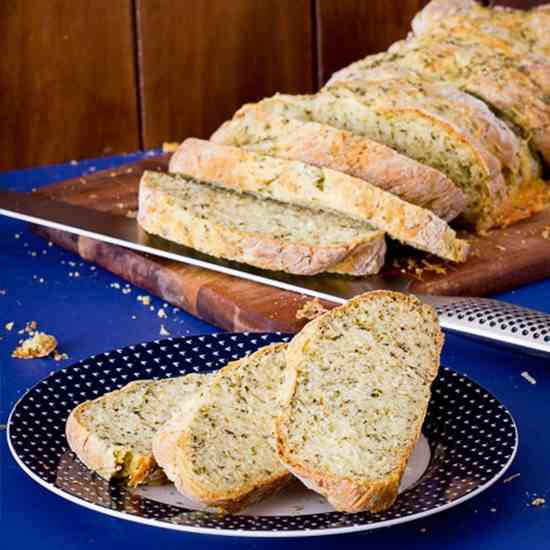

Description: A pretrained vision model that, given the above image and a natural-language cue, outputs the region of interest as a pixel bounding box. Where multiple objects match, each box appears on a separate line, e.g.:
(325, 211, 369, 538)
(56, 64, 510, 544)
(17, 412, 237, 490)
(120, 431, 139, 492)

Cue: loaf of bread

(412, 0, 550, 58)
(275, 290, 443, 513)
(329, 34, 550, 166)
(152, 343, 291, 513)
(138, 170, 387, 276)
(211, 109, 466, 222)
(170, 139, 469, 262)
(66, 374, 209, 487)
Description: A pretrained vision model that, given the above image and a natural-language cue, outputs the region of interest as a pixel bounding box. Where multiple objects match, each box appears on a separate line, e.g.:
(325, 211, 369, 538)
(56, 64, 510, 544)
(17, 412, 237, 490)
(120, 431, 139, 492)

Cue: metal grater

(423, 295, 550, 358)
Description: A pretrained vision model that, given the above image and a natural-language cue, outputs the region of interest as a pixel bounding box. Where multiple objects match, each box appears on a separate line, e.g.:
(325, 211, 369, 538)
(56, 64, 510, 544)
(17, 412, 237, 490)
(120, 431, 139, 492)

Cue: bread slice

(275, 290, 443, 513)
(66, 374, 209, 487)
(169, 139, 469, 262)
(152, 343, 291, 513)
(329, 37, 550, 165)
(138, 171, 386, 276)
(211, 110, 466, 222)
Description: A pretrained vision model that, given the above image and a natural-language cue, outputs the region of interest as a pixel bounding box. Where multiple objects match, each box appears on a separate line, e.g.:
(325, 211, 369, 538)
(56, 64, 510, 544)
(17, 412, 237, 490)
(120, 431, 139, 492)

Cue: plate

(7, 332, 518, 537)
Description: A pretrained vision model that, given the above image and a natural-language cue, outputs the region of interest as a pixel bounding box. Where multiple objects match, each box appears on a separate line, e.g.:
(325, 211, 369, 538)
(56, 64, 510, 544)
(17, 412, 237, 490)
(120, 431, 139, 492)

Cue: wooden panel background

(135, 0, 314, 148)
(0, 0, 546, 169)
(0, 0, 140, 170)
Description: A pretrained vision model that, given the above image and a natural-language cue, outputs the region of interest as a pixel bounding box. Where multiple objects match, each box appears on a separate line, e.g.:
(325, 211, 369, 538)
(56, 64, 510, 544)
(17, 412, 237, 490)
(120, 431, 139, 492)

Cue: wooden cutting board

(33, 155, 550, 332)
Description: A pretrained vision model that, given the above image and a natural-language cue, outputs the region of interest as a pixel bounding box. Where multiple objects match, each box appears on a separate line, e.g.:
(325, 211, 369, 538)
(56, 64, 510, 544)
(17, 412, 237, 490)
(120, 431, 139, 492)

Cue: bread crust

(138, 171, 386, 276)
(211, 110, 466, 222)
(153, 343, 292, 513)
(170, 139, 469, 262)
(275, 291, 443, 513)
(66, 381, 161, 487)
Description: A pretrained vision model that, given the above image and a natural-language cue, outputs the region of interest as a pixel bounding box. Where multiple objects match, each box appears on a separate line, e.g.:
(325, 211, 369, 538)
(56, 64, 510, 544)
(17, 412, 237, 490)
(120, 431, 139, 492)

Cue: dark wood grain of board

(0, 0, 140, 170)
(33, 156, 550, 333)
(135, 0, 315, 149)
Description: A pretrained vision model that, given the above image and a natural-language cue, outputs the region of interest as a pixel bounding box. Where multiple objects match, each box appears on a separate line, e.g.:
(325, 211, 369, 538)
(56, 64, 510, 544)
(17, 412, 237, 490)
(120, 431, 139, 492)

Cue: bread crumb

(0, 289, 6, 295)
(162, 142, 180, 153)
(24, 321, 37, 334)
(5, 322, 14, 331)
(521, 371, 536, 385)
(158, 308, 167, 319)
(12, 332, 58, 359)
(14, 233, 20, 239)
(296, 298, 328, 320)
(542, 225, 550, 240)
(110, 282, 121, 289)
(532, 497, 545, 507)
(137, 295, 151, 306)
(496, 245, 506, 251)
(53, 351, 69, 361)
(502, 473, 521, 484)
(125, 210, 137, 218)
(160, 324, 170, 336)
(490, 507, 497, 513)
(131, 315, 137, 320)
(122, 288, 131, 295)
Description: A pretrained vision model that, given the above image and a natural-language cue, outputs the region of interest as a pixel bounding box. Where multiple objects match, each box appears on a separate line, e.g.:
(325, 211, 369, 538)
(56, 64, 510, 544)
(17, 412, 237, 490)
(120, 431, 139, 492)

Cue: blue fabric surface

(1, 153, 548, 549)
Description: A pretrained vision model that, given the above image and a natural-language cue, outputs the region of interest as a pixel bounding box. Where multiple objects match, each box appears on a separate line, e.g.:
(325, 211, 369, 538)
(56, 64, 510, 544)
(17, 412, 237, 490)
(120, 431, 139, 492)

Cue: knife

(1, 189, 549, 358)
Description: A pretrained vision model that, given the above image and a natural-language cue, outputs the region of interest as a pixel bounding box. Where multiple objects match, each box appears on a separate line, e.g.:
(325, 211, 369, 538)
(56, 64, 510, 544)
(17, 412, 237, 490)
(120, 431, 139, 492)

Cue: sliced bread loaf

(329, 37, 550, 165)
(275, 290, 443, 513)
(169, 139, 469, 262)
(211, 109, 466, 222)
(138, 171, 386, 276)
(66, 374, 209, 487)
(152, 343, 291, 513)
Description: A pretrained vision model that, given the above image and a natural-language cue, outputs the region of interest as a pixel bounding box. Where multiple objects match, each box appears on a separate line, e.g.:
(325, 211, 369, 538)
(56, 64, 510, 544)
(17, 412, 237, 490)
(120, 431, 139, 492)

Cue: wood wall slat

(0, 0, 140, 170)
(315, 0, 429, 85)
(135, 0, 314, 149)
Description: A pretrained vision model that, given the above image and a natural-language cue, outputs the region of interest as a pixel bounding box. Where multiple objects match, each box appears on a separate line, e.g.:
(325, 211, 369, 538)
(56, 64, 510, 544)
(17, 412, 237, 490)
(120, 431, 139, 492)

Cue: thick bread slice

(66, 374, 208, 487)
(275, 291, 443, 513)
(211, 110, 466, 222)
(169, 139, 469, 262)
(329, 38, 550, 165)
(138, 171, 386, 276)
(152, 343, 291, 513)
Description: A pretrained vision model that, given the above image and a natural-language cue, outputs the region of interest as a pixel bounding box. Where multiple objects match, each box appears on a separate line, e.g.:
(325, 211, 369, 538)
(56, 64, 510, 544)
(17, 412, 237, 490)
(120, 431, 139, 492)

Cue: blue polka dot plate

(7, 332, 518, 537)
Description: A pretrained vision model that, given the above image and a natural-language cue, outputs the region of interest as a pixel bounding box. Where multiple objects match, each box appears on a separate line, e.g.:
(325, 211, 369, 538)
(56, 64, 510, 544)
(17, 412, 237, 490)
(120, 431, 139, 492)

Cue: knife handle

(426, 296, 550, 358)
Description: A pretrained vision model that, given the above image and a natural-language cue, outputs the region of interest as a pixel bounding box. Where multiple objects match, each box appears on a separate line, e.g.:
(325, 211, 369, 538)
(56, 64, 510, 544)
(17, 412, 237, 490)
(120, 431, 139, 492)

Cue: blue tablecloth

(1, 153, 548, 549)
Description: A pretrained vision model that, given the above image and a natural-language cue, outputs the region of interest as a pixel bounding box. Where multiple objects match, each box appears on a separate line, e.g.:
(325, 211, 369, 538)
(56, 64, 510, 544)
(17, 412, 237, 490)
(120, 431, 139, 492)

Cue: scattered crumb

(39, 278, 45, 283)
(296, 298, 329, 321)
(137, 295, 151, 306)
(521, 371, 537, 385)
(30, 251, 37, 257)
(90, 266, 96, 271)
(162, 142, 180, 153)
(292, 505, 304, 512)
(496, 245, 506, 251)
(149, 306, 155, 312)
(48, 241, 53, 247)
(70, 160, 78, 166)
(24, 321, 37, 334)
(5, 322, 14, 331)
(157, 308, 167, 319)
(122, 288, 131, 295)
(0, 289, 6, 295)
(53, 351, 69, 361)
(532, 497, 545, 507)
(160, 324, 170, 336)
(126, 167, 133, 174)
(14, 233, 20, 239)
(131, 315, 137, 320)
(490, 507, 497, 513)
(420, 527, 427, 533)
(88, 166, 96, 173)
(502, 473, 521, 484)
(117, 202, 125, 209)
(110, 282, 121, 289)
(12, 332, 58, 359)
(125, 210, 137, 219)
(542, 225, 550, 240)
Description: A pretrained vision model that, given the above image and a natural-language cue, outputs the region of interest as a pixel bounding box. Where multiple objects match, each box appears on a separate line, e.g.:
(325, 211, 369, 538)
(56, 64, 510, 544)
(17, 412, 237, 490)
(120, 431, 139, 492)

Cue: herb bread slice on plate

(152, 343, 292, 513)
(137, 171, 386, 276)
(66, 374, 209, 487)
(276, 290, 443, 513)
(210, 109, 466, 222)
(169, 139, 469, 262)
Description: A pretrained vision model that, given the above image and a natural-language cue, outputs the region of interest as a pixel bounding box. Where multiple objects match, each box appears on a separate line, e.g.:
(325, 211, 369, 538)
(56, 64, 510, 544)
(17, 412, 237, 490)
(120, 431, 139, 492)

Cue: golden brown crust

(170, 140, 469, 262)
(276, 291, 443, 513)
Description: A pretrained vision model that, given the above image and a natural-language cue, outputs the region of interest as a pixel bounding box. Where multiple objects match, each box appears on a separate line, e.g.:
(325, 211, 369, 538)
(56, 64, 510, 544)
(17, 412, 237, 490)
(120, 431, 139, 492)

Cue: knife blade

(1, 189, 549, 357)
